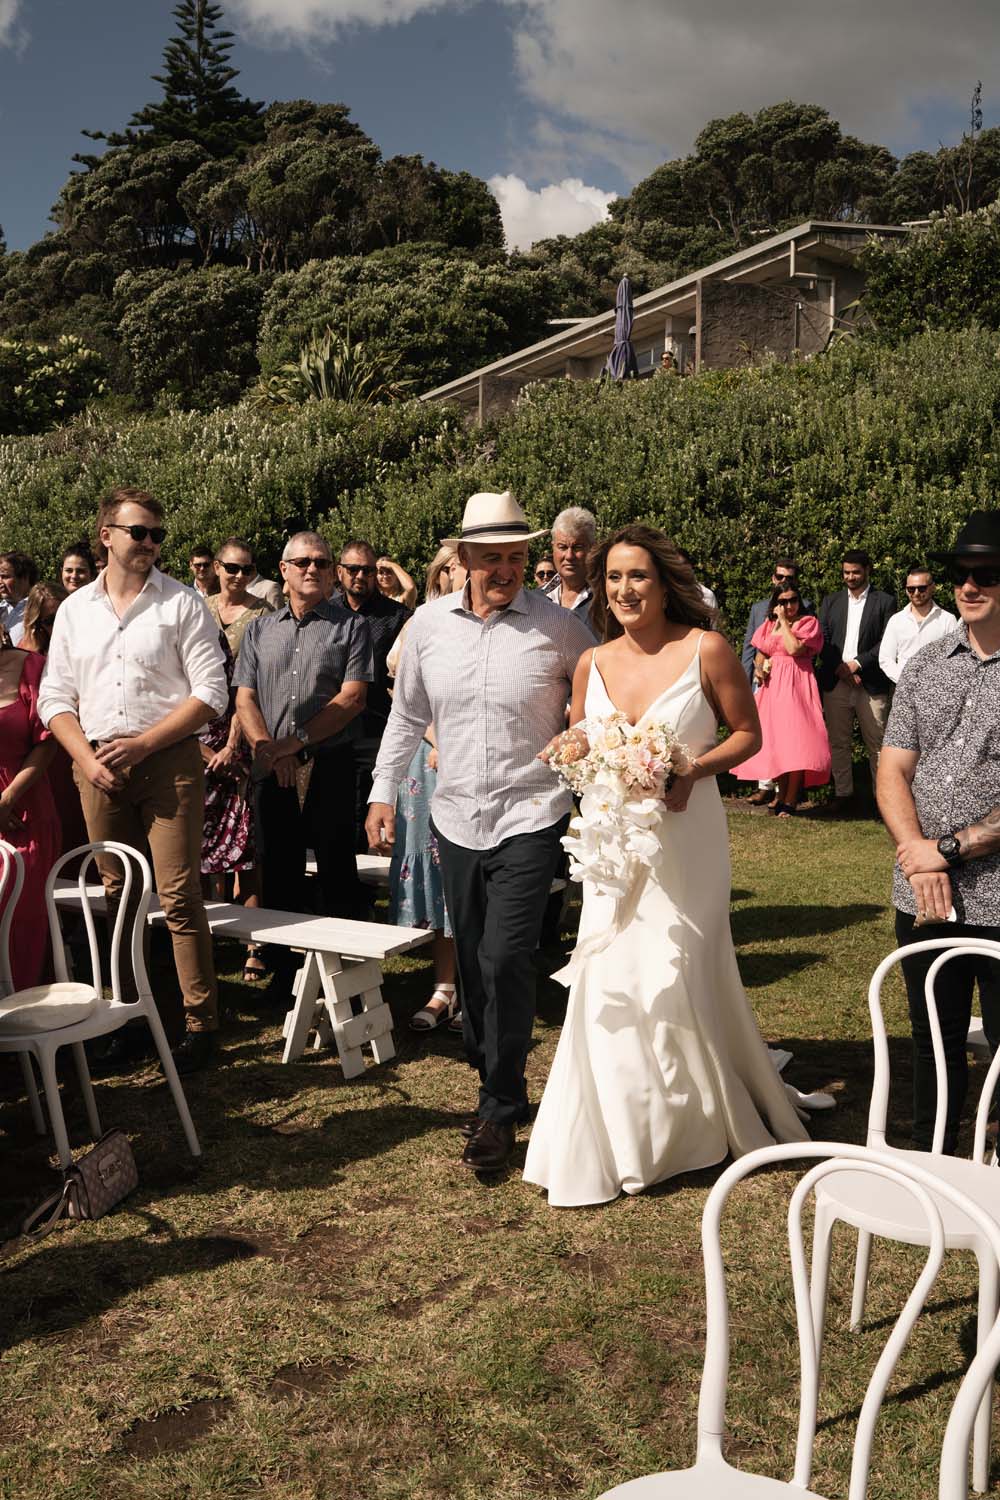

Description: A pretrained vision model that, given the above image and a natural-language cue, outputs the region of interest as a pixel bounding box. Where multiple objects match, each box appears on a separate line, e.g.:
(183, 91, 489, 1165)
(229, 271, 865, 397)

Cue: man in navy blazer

(818, 549, 896, 808)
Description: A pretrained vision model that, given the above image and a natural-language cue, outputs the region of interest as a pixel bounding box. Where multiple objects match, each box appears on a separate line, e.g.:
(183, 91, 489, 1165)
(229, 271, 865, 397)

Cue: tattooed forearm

(961, 804, 1000, 859)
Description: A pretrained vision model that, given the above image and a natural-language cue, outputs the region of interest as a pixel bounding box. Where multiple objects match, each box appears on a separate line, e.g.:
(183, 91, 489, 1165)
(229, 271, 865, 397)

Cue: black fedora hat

(928, 509, 1000, 561)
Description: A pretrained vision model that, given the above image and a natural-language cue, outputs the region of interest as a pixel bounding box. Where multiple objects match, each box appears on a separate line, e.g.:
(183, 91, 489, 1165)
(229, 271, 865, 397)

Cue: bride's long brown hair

(587, 524, 714, 641)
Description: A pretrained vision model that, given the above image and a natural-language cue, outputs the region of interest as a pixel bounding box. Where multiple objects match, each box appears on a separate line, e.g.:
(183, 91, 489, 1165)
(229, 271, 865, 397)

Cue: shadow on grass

(731, 903, 883, 945)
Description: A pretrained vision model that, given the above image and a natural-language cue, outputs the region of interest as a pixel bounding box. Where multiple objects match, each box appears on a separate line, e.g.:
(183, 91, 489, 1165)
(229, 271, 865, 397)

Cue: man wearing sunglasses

(39, 487, 229, 1072)
(878, 510, 1000, 1153)
(334, 540, 410, 853)
(235, 532, 374, 996)
(878, 564, 957, 685)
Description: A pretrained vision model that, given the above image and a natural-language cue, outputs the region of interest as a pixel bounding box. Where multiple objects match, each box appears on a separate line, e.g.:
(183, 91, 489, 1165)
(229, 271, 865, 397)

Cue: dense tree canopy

(1, 0, 997, 423)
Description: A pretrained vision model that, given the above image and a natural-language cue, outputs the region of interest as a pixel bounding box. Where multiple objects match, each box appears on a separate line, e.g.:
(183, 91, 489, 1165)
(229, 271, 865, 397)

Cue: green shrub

(860, 203, 1000, 339)
(1, 328, 997, 635)
(0, 334, 106, 435)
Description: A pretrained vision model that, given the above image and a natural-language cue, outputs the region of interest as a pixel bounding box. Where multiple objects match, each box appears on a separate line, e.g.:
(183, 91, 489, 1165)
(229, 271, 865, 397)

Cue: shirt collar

(277, 597, 337, 624)
(947, 619, 1000, 661)
(94, 565, 164, 599)
(848, 585, 870, 605)
(454, 581, 529, 616)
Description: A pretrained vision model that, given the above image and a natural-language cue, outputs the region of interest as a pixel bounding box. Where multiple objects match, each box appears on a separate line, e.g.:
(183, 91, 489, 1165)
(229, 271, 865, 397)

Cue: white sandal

(410, 983, 457, 1032)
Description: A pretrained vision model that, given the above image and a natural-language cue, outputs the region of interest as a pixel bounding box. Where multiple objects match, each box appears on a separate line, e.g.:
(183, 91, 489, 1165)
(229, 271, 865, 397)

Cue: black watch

(937, 833, 963, 868)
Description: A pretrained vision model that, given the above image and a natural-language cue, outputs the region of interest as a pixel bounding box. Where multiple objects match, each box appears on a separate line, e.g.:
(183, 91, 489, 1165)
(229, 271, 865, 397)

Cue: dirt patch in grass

(266, 1357, 355, 1401)
(388, 1274, 466, 1320)
(119, 1397, 233, 1458)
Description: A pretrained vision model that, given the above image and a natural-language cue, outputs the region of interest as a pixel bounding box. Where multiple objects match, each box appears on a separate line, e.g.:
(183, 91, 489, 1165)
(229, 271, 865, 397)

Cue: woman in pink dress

(732, 583, 830, 816)
(0, 644, 61, 987)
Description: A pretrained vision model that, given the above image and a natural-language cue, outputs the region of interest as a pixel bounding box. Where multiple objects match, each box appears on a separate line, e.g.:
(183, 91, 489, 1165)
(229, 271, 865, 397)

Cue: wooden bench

(52, 882, 432, 1073)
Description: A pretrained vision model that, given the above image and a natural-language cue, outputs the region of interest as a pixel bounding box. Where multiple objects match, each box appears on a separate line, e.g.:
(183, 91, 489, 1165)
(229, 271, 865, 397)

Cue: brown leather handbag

(21, 1129, 138, 1237)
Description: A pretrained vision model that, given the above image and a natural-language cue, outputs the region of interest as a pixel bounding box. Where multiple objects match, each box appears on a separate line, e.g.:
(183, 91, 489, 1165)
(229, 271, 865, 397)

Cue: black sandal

(243, 945, 266, 982)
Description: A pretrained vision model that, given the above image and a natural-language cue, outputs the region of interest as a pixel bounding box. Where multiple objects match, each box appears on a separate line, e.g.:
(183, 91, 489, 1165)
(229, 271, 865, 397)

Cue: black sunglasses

(773, 572, 797, 583)
(905, 583, 931, 594)
(108, 523, 167, 544)
(776, 596, 800, 607)
(285, 556, 333, 571)
(946, 562, 1000, 588)
(220, 561, 255, 576)
(341, 563, 376, 576)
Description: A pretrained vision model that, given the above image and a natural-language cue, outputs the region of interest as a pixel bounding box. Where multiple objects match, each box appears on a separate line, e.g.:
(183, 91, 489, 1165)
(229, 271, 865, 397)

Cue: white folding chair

(599, 1141, 1000, 1499)
(0, 841, 200, 1167)
(809, 939, 1000, 1493)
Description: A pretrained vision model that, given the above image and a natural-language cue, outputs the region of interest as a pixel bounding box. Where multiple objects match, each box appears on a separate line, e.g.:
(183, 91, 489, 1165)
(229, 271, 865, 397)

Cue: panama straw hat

(442, 490, 547, 547)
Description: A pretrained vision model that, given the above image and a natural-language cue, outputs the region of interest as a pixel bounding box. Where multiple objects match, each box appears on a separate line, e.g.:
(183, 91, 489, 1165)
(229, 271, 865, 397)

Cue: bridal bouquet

(548, 713, 690, 898)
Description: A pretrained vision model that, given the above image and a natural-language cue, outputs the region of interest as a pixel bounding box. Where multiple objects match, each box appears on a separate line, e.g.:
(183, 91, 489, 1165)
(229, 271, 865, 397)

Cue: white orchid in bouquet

(547, 713, 690, 898)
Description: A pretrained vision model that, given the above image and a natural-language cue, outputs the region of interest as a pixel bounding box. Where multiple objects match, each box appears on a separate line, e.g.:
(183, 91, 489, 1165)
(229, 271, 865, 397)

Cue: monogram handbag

(21, 1129, 138, 1237)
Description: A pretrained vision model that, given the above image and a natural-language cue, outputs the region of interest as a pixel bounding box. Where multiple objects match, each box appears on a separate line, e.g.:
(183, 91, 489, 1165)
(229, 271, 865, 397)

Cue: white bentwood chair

(809, 939, 1000, 1494)
(0, 840, 201, 1167)
(598, 1141, 1000, 1499)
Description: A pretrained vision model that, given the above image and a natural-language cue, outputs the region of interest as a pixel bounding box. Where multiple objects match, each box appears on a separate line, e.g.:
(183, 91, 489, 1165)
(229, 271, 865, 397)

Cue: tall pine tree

(84, 0, 263, 159)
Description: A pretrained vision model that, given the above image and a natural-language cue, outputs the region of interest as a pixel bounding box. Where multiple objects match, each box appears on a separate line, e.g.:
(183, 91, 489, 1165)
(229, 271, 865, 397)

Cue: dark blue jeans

(895, 909, 1000, 1153)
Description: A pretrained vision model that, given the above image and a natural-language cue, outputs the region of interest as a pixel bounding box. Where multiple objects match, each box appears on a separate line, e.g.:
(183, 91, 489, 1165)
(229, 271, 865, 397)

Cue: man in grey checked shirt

(366, 491, 594, 1173)
(235, 531, 373, 998)
(878, 509, 1000, 1153)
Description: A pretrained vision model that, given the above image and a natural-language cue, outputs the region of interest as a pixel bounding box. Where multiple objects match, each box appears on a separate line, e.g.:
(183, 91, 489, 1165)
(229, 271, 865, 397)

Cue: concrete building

(421, 219, 909, 424)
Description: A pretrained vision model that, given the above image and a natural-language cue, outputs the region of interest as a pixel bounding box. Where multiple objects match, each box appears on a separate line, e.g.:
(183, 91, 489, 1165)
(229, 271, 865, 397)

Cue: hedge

(1, 327, 998, 635)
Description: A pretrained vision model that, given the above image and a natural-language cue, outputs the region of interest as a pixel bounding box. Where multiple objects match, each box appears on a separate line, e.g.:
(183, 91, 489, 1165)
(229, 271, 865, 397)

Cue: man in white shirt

(366, 491, 593, 1174)
(878, 564, 956, 683)
(39, 487, 228, 1072)
(0, 551, 38, 645)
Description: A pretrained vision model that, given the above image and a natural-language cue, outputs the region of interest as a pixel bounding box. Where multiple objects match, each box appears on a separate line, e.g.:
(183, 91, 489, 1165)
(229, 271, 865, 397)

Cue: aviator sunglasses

(285, 556, 333, 570)
(107, 523, 167, 544)
(946, 562, 1000, 589)
(905, 582, 931, 594)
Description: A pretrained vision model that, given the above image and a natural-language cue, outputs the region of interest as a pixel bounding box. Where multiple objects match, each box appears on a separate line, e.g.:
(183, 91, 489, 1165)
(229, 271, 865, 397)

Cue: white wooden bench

(52, 882, 432, 1073)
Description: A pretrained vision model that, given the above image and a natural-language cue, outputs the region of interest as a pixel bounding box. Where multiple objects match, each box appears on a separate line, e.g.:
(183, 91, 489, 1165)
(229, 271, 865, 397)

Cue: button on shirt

(38, 567, 228, 738)
(233, 598, 374, 748)
(370, 586, 594, 849)
(878, 602, 957, 684)
(841, 585, 869, 665)
(883, 622, 1000, 923)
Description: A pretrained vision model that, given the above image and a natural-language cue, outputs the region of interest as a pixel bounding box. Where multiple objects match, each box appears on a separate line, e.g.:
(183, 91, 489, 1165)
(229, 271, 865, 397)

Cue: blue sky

(2, 0, 998, 253)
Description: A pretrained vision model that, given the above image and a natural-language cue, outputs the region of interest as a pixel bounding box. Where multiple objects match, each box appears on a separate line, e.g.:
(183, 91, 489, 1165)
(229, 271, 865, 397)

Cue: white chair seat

(601, 1459, 826, 1496)
(817, 1148, 1000, 1247)
(0, 982, 99, 1035)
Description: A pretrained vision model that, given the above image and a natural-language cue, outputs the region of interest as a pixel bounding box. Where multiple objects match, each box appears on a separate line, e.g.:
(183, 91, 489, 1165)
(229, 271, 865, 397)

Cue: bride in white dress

(523, 525, 808, 1208)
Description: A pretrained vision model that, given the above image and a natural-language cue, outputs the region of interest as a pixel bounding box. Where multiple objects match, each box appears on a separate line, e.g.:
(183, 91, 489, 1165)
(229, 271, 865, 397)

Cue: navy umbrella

(605, 274, 639, 380)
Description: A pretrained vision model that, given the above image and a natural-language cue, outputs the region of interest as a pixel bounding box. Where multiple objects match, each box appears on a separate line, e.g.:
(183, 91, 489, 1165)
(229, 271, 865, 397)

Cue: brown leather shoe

(746, 787, 776, 806)
(458, 1114, 481, 1138)
(461, 1120, 515, 1171)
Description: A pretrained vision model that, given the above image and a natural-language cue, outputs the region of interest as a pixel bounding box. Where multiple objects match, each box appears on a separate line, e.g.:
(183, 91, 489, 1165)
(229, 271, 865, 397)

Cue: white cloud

(506, 0, 1000, 177)
(489, 173, 615, 249)
(0, 0, 24, 49)
(227, 0, 456, 43)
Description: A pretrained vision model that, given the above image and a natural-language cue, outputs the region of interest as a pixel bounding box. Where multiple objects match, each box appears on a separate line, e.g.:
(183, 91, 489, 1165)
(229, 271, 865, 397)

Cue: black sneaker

(171, 1032, 220, 1074)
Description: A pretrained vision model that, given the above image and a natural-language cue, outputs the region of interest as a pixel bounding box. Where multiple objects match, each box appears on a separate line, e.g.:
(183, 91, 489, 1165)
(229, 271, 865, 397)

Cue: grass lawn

(1, 808, 995, 1499)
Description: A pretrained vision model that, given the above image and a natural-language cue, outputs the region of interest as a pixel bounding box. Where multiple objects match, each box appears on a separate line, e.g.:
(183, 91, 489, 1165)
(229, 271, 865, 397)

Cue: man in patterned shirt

(878, 509, 1000, 1152)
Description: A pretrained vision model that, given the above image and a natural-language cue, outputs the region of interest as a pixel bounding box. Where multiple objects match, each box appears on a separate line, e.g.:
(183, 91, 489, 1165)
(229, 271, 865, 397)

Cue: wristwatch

(937, 832, 963, 867)
(295, 724, 310, 747)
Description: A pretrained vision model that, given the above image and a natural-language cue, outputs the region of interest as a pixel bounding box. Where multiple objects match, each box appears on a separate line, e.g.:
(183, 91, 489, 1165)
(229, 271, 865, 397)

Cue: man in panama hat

(878, 509, 1000, 1152)
(366, 491, 595, 1172)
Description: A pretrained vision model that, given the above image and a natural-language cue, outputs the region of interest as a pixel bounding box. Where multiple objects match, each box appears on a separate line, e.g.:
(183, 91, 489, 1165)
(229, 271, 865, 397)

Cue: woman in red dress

(733, 584, 831, 817)
(0, 642, 61, 987)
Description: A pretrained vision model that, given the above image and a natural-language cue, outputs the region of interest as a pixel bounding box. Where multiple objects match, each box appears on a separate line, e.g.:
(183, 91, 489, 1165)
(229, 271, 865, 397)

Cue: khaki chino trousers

(821, 679, 892, 799)
(75, 737, 218, 1032)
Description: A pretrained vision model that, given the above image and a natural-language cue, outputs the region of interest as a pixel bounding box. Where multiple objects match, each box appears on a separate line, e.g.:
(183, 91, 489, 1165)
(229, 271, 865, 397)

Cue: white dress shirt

(370, 585, 594, 849)
(877, 601, 957, 684)
(39, 567, 228, 740)
(841, 585, 869, 665)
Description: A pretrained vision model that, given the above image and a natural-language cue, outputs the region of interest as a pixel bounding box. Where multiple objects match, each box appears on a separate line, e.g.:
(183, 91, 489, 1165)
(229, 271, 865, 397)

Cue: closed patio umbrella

(605, 274, 639, 380)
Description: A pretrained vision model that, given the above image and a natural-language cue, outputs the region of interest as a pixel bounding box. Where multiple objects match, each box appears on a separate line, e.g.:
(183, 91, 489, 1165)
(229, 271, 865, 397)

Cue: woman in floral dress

(201, 538, 272, 979)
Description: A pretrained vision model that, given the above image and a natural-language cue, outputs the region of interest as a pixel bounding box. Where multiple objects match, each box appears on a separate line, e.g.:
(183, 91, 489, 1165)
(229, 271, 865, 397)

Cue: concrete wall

(696, 274, 833, 370)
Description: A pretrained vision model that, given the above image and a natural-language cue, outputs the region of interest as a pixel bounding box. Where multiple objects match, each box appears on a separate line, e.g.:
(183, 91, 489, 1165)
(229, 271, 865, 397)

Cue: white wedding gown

(523, 638, 809, 1208)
